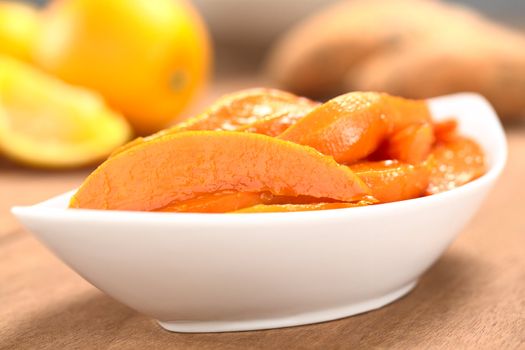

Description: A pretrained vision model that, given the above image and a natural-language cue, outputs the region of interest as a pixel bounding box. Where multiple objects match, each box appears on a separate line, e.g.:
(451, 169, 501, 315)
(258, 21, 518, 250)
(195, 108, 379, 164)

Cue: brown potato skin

(267, 0, 525, 119)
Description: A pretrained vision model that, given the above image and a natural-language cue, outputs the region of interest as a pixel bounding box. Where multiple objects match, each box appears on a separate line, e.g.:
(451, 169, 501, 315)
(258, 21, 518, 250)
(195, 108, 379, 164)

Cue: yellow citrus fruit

(0, 55, 132, 168)
(34, 0, 211, 135)
(0, 1, 39, 61)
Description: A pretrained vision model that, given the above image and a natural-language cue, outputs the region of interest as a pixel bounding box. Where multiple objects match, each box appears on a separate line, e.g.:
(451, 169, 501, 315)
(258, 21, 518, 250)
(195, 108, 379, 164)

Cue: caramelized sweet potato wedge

(71, 131, 370, 211)
(112, 88, 318, 156)
(73, 88, 486, 214)
(351, 160, 431, 203)
(236, 106, 315, 136)
(279, 92, 431, 163)
(387, 95, 433, 132)
(156, 191, 370, 213)
(279, 92, 391, 163)
(181, 88, 318, 134)
(380, 122, 435, 164)
(427, 136, 485, 195)
(433, 119, 458, 142)
(155, 192, 265, 213)
(232, 201, 371, 213)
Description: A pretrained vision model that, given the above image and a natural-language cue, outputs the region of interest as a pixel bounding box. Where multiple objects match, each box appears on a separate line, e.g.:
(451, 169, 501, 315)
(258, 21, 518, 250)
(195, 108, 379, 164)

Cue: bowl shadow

(1, 250, 486, 350)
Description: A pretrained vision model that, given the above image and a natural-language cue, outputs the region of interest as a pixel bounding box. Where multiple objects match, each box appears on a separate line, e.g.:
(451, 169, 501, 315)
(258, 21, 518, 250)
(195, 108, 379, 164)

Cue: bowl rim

(11, 93, 508, 225)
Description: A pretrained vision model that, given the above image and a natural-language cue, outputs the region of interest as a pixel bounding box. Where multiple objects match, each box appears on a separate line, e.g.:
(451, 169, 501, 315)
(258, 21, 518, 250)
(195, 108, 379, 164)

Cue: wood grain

(1, 83, 524, 349)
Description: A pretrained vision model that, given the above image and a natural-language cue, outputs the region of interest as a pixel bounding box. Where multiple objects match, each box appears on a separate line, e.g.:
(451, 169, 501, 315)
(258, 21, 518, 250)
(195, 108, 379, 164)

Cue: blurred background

(0, 0, 523, 170)
(27, 0, 525, 73)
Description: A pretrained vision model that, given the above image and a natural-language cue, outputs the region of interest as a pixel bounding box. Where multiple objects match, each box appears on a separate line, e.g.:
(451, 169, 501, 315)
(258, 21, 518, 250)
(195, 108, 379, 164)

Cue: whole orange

(0, 1, 39, 62)
(35, 0, 211, 135)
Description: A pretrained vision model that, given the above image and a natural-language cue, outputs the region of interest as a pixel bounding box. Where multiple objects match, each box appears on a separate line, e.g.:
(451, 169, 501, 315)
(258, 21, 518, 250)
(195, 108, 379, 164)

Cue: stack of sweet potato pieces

(70, 89, 485, 213)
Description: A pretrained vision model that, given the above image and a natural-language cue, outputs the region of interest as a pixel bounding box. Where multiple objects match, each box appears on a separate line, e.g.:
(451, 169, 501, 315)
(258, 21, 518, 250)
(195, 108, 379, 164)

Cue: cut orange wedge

(0, 55, 132, 168)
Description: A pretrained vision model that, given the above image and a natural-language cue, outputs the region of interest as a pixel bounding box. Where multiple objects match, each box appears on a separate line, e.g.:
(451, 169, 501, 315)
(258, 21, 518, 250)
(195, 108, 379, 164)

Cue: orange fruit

(0, 55, 131, 168)
(34, 0, 211, 135)
(0, 1, 39, 61)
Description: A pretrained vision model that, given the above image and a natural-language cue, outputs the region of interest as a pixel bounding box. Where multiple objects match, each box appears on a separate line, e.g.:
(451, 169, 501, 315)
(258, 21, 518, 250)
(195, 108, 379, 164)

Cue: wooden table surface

(1, 79, 524, 349)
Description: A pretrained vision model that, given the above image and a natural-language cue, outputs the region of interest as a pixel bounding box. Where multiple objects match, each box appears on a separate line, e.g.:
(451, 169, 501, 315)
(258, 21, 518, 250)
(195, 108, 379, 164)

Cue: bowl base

(157, 280, 417, 333)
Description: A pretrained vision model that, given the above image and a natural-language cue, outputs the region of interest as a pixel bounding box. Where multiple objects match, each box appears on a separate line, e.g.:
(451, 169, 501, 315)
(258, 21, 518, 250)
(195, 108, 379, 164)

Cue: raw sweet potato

(267, 0, 525, 119)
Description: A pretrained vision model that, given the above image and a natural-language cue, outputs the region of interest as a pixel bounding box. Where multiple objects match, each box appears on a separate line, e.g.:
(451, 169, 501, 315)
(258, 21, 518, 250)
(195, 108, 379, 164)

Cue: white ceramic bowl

(12, 93, 506, 333)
